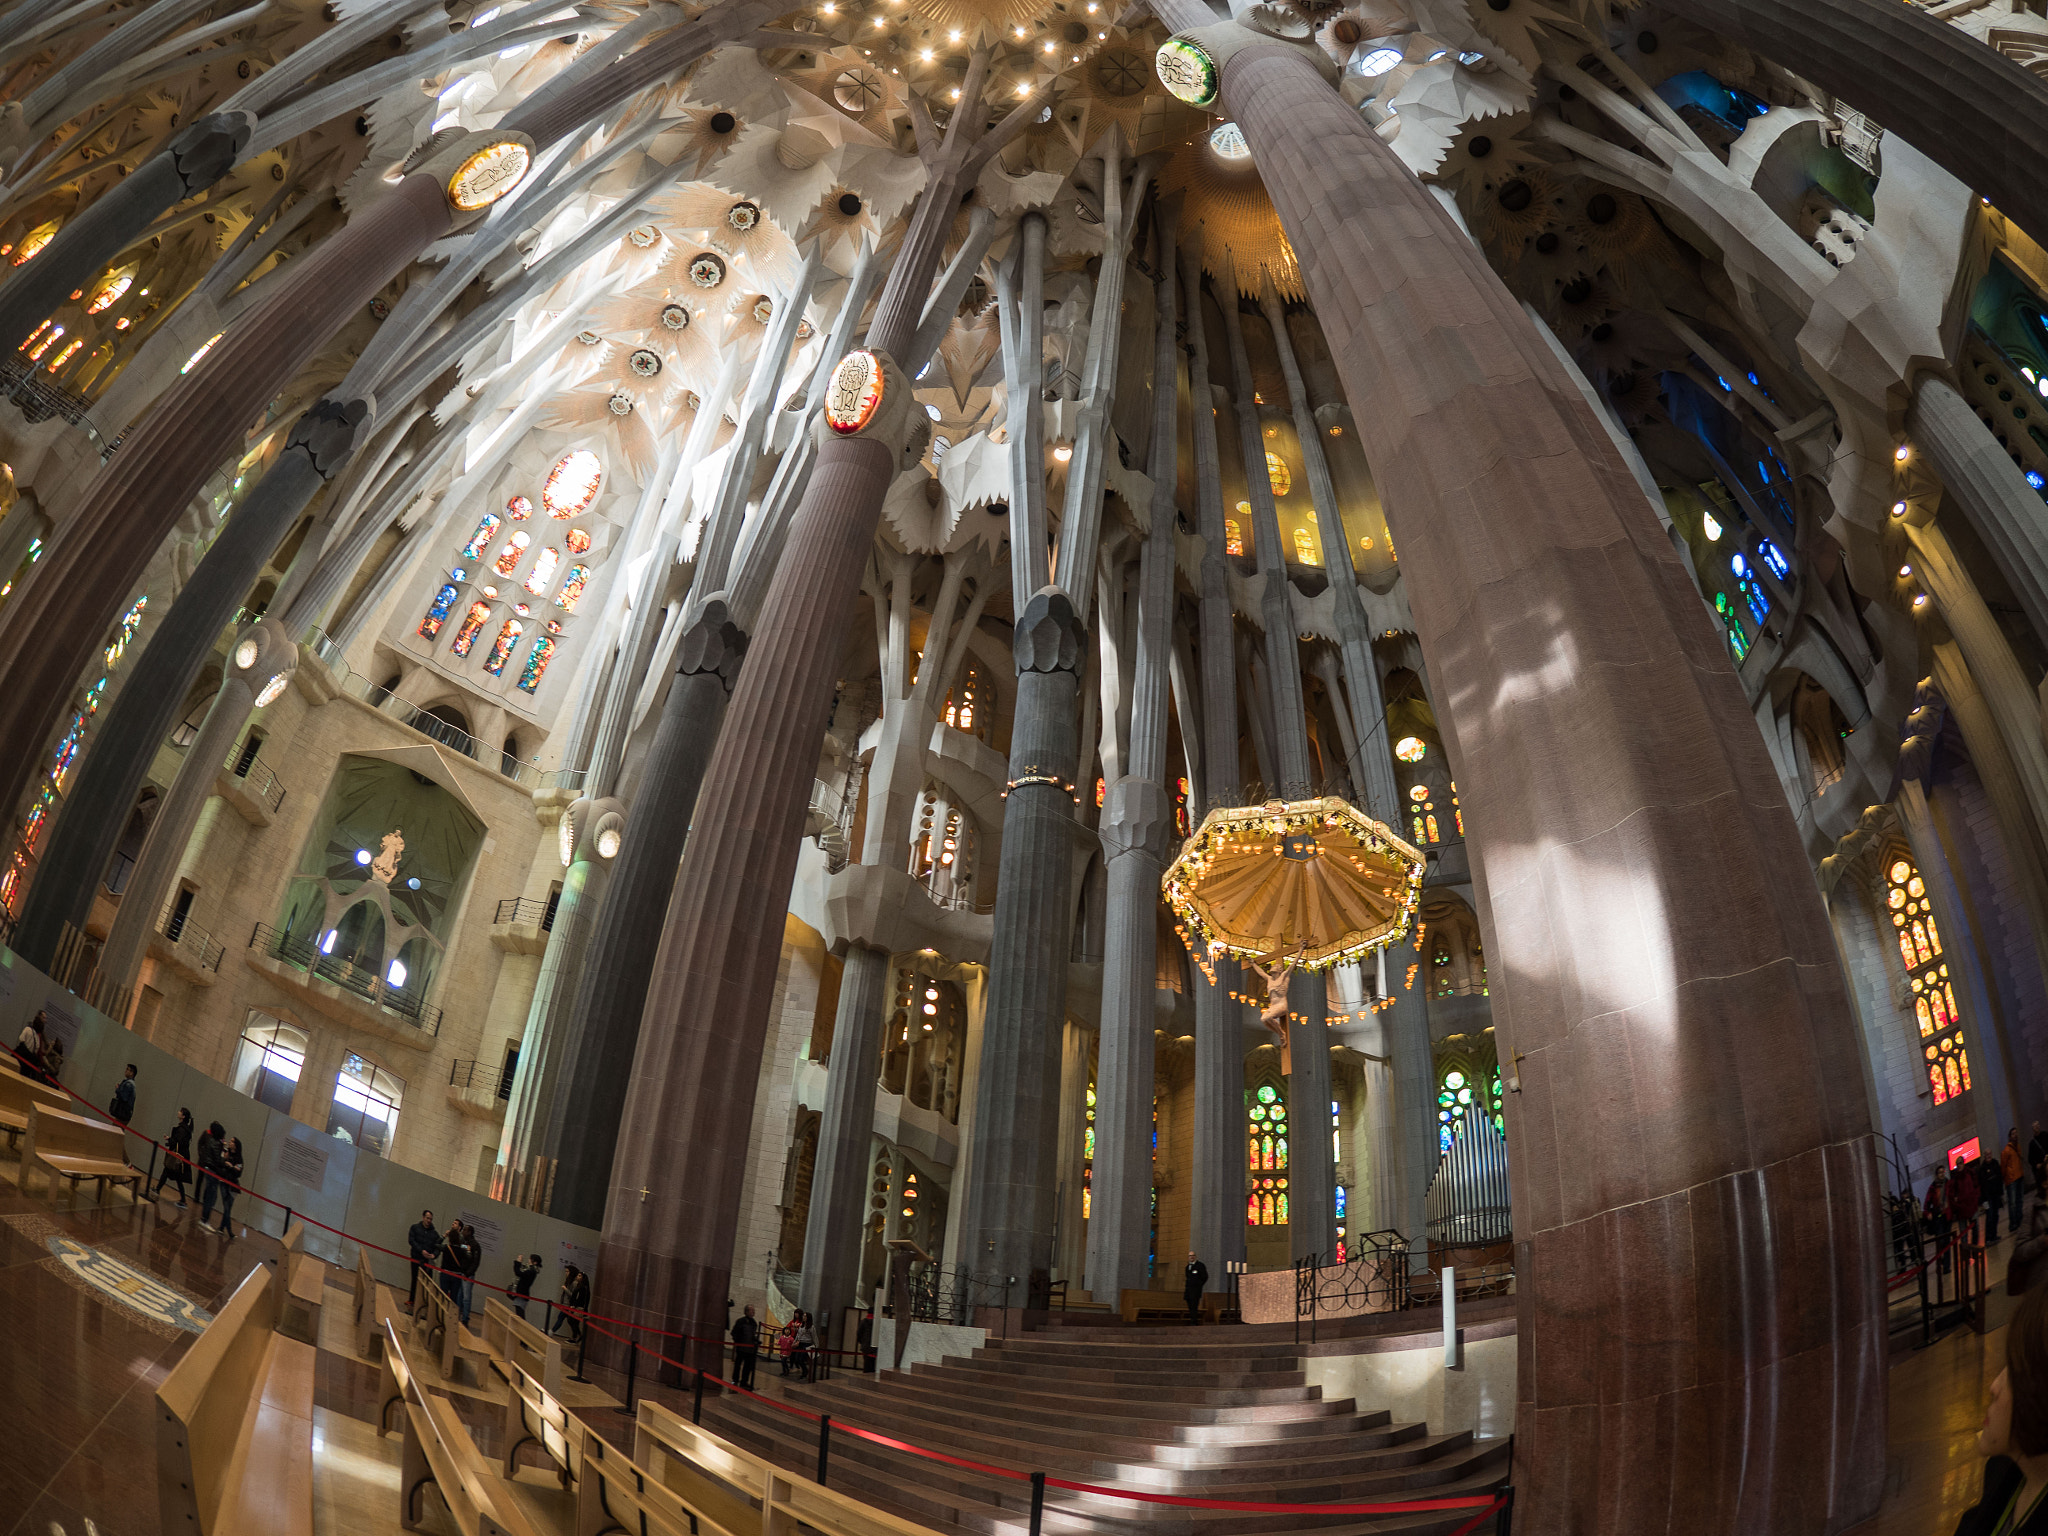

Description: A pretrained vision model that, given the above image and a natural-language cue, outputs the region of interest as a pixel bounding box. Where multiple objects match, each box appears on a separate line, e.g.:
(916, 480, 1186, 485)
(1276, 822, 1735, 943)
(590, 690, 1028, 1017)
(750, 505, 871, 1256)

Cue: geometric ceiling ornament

(1163, 796, 1424, 971)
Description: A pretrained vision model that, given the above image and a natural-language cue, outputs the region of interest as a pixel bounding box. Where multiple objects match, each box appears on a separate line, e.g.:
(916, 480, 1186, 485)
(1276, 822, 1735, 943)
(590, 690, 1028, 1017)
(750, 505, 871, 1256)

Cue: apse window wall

(1885, 855, 1971, 1105)
(327, 1053, 403, 1156)
(231, 1015, 306, 1115)
(414, 448, 605, 698)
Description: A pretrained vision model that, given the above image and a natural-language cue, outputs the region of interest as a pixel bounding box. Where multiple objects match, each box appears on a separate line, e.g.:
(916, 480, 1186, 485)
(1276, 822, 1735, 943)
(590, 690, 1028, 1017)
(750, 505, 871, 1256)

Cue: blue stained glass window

(1758, 540, 1788, 580)
(518, 634, 556, 693)
(418, 583, 460, 641)
(1741, 579, 1769, 625)
(1730, 552, 1748, 578)
(1335, 1186, 1347, 1220)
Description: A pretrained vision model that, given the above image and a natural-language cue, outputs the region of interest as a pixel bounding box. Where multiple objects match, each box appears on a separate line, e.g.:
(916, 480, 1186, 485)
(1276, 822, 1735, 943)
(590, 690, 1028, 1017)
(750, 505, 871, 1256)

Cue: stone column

(541, 604, 747, 1224)
(1052, 1020, 1091, 1287)
(1180, 245, 1250, 1277)
(0, 174, 452, 837)
(999, 214, 1052, 603)
(1911, 378, 2048, 643)
(798, 942, 890, 1332)
(1088, 204, 1180, 1297)
(12, 398, 368, 970)
(1150, 10, 1883, 1523)
(957, 591, 1085, 1306)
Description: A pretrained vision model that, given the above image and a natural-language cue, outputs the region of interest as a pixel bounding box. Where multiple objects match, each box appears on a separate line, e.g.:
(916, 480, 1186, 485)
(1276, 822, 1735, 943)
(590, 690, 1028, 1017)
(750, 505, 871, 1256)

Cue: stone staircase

(698, 1312, 1511, 1534)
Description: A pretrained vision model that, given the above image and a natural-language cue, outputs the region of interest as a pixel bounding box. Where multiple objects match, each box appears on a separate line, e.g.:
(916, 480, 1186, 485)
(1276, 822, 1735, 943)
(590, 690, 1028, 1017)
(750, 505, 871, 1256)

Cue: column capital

(676, 600, 749, 692)
(1100, 776, 1175, 861)
(168, 111, 257, 195)
(1014, 588, 1085, 675)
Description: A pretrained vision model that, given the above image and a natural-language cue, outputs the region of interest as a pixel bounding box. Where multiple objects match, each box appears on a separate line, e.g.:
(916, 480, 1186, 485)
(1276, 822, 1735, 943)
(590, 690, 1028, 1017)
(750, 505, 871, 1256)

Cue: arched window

(1885, 854, 1968, 1104)
(1246, 1081, 1290, 1224)
(231, 1015, 306, 1115)
(1226, 506, 1246, 556)
(1292, 526, 1320, 565)
(484, 619, 523, 676)
(419, 582, 460, 640)
(327, 1052, 403, 1156)
(459, 513, 501, 561)
(492, 531, 531, 576)
(450, 601, 493, 657)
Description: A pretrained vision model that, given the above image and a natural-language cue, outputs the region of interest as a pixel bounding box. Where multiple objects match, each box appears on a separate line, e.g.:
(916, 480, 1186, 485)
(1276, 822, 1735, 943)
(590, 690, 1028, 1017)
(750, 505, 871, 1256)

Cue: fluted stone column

(542, 604, 747, 1224)
(1088, 204, 1181, 1296)
(1148, 6, 1883, 1523)
(958, 591, 1085, 1305)
(798, 942, 890, 1332)
(12, 397, 369, 970)
(1180, 245, 1250, 1276)
(1910, 377, 2048, 646)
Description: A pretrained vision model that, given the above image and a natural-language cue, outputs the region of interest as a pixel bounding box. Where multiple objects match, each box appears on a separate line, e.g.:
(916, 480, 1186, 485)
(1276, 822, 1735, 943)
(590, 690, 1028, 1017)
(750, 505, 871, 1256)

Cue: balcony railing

(248, 922, 442, 1037)
(448, 1059, 514, 1100)
(157, 898, 225, 974)
(0, 355, 116, 458)
(222, 741, 287, 814)
(493, 896, 556, 931)
(302, 628, 585, 792)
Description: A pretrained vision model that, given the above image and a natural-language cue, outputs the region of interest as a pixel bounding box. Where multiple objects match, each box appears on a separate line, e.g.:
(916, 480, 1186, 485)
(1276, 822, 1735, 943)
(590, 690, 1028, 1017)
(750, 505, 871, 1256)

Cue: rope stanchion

(11, 1043, 1516, 1527)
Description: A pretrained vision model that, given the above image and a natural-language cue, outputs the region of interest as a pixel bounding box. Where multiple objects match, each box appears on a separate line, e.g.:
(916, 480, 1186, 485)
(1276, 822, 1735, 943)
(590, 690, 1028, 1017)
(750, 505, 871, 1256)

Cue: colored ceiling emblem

(629, 225, 660, 247)
(689, 254, 726, 288)
(629, 348, 662, 376)
(445, 139, 532, 211)
(607, 391, 634, 416)
(660, 303, 689, 330)
(753, 297, 774, 323)
(825, 350, 886, 435)
(1156, 37, 1220, 107)
(728, 200, 760, 230)
(576, 330, 601, 346)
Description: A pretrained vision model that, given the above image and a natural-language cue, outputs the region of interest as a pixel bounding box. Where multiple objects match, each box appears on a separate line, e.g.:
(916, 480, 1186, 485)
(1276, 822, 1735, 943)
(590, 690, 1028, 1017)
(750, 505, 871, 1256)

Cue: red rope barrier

(13, 1048, 1513, 1524)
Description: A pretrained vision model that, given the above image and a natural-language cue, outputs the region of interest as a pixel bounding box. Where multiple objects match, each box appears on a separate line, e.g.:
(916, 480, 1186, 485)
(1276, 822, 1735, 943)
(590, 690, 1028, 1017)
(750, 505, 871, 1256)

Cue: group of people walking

(403, 1208, 588, 1338)
(149, 1107, 244, 1234)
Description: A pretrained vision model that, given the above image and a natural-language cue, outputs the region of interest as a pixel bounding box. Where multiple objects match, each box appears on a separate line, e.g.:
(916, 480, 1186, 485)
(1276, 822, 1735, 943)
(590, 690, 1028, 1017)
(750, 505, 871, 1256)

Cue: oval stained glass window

(543, 450, 603, 518)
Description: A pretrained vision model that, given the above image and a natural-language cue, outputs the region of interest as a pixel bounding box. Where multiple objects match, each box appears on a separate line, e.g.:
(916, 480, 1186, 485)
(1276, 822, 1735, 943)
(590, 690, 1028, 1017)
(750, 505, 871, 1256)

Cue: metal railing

(0, 354, 115, 458)
(492, 896, 556, 931)
(918, 872, 994, 914)
(902, 1263, 1012, 1329)
(1294, 1231, 1414, 1343)
(810, 767, 860, 874)
(156, 898, 225, 974)
(302, 629, 585, 792)
(223, 742, 287, 814)
(448, 1059, 514, 1100)
(248, 921, 443, 1036)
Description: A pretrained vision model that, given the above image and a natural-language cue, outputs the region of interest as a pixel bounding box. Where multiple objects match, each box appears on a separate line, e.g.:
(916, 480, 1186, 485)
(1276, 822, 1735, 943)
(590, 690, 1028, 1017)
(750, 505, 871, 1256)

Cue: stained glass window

(1246, 1083, 1289, 1224)
(1265, 451, 1291, 497)
(483, 619, 523, 676)
(517, 634, 556, 693)
(1715, 592, 1750, 661)
(1292, 527, 1320, 565)
(493, 532, 531, 576)
(1225, 512, 1245, 557)
(543, 450, 603, 518)
(565, 527, 592, 555)
(419, 582, 460, 640)
(1437, 1067, 1475, 1153)
(460, 513, 502, 561)
(524, 547, 561, 594)
(506, 494, 533, 521)
(451, 601, 492, 657)
(1889, 855, 1967, 1105)
(554, 564, 589, 612)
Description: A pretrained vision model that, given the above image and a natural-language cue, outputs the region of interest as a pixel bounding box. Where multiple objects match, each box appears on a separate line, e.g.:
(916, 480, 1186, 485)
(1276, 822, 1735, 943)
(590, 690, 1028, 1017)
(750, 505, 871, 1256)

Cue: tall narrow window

(1886, 855, 1968, 1104)
(492, 532, 531, 576)
(419, 582, 460, 640)
(460, 513, 501, 561)
(1246, 1082, 1289, 1224)
(450, 601, 492, 657)
(518, 634, 556, 693)
(554, 564, 590, 612)
(523, 547, 561, 595)
(484, 619, 523, 676)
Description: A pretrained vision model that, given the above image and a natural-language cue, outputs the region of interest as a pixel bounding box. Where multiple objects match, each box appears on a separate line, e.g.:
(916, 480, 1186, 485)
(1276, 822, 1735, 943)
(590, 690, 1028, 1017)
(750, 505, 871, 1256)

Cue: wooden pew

(385, 1319, 546, 1536)
(355, 1244, 403, 1359)
(23, 1101, 143, 1201)
(276, 1221, 327, 1345)
(0, 1068, 70, 1148)
(480, 1297, 571, 1398)
(636, 1399, 944, 1536)
(155, 1264, 316, 1536)
(414, 1263, 494, 1383)
(498, 1354, 728, 1536)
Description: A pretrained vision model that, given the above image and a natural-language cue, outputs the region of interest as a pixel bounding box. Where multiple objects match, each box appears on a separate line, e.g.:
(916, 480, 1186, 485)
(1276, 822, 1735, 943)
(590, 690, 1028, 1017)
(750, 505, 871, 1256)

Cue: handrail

(449, 1059, 514, 1099)
(301, 627, 586, 792)
(492, 895, 556, 930)
(156, 897, 226, 973)
(247, 922, 443, 1036)
(221, 741, 287, 814)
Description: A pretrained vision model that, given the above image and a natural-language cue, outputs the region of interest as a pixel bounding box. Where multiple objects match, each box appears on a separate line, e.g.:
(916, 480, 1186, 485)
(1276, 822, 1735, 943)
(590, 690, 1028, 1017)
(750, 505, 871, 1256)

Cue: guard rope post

(816, 1413, 832, 1486)
(1495, 1483, 1515, 1534)
(618, 1323, 640, 1415)
(692, 1363, 705, 1424)
(1028, 1471, 1046, 1535)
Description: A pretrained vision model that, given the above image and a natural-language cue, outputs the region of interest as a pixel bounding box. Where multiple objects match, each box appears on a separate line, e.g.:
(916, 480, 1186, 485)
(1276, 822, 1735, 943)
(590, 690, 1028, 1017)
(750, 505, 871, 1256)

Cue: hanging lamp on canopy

(1163, 796, 1424, 972)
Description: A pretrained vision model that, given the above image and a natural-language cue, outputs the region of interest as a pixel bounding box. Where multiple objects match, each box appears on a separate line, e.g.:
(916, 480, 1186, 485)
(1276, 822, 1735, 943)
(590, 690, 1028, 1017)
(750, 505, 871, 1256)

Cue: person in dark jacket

(209, 1137, 245, 1234)
(406, 1210, 439, 1306)
(1954, 1285, 2048, 1533)
(455, 1225, 483, 1325)
(108, 1064, 137, 1126)
(1184, 1251, 1209, 1325)
(730, 1304, 761, 1389)
(194, 1122, 226, 1227)
(511, 1254, 541, 1320)
(153, 1109, 194, 1207)
(549, 1265, 588, 1343)
(1987, 1154, 2010, 1243)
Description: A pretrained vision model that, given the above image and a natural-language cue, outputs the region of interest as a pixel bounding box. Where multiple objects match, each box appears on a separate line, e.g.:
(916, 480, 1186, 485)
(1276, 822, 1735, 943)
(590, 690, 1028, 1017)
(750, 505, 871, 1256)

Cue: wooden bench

(0, 1068, 69, 1148)
(355, 1244, 404, 1359)
(414, 1263, 494, 1383)
(275, 1221, 328, 1345)
(480, 1297, 571, 1399)
(155, 1263, 316, 1536)
(387, 1318, 547, 1536)
(499, 1354, 722, 1536)
(636, 1398, 945, 1536)
(23, 1101, 144, 1201)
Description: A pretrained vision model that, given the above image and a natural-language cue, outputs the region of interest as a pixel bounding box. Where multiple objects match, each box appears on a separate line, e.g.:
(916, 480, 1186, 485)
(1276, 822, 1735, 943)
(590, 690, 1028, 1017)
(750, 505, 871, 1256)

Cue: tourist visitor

(730, 1304, 760, 1390)
(406, 1209, 439, 1307)
(511, 1253, 541, 1320)
(107, 1063, 136, 1125)
(14, 1011, 47, 1080)
(153, 1109, 193, 1207)
(1184, 1251, 1209, 1325)
(1954, 1285, 2048, 1532)
(193, 1120, 226, 1227)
